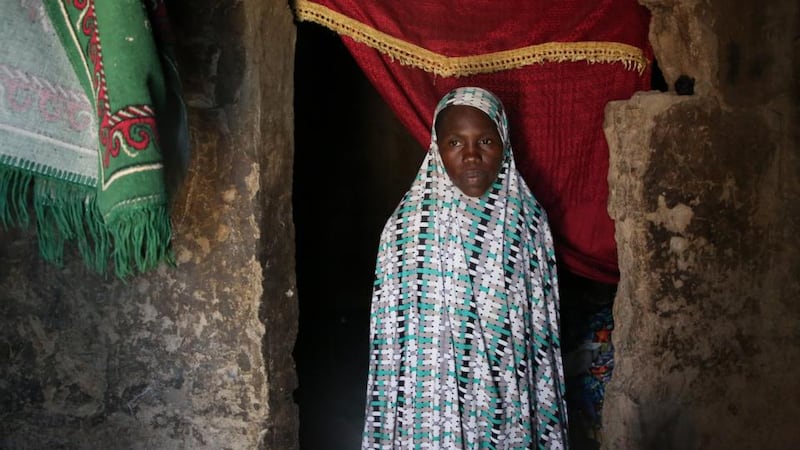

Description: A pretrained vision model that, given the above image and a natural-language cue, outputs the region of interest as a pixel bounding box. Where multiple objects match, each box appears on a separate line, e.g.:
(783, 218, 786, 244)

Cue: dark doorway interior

(292, 21, 653, 450)
(292, 22, 424, 450)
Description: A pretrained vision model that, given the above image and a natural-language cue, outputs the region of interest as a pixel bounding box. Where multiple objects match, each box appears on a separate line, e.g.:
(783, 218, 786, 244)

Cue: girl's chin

(456, 182, 489, 197)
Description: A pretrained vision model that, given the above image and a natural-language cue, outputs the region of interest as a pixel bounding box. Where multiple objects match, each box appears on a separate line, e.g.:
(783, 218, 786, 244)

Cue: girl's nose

(463, 141, 480, 160)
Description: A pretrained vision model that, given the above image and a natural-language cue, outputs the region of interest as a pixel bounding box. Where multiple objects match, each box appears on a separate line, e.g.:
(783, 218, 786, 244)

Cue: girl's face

(435, 105, 504, 197)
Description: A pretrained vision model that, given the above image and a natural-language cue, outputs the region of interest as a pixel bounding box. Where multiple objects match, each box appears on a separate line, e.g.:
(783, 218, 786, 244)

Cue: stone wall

(603, 0, 799, 449)
(4, 0, 799, 448)
(0, 1, 297, 449)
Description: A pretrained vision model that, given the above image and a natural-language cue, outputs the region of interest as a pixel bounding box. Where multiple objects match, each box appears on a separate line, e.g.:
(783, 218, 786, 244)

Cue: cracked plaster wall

(603, 0, 799, 449)
(4, 0, 798, 449)
(0, 0, 297, 449)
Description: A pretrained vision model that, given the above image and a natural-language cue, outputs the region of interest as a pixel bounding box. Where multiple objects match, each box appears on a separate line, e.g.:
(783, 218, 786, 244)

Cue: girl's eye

(480, 138, 493, 145)
(448, 139, 462, 147)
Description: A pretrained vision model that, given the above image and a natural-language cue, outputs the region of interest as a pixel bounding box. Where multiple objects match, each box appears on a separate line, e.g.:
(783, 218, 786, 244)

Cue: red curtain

(296, 0, 652, 284)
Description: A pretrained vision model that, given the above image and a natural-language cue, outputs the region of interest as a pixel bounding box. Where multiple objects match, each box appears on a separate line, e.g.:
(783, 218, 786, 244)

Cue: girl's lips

(462, 169, 485, 181)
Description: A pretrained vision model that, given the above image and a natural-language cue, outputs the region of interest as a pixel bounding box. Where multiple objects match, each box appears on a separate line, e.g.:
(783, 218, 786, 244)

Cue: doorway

(292, 22, 424, 450)
(290, 20, 666, 450)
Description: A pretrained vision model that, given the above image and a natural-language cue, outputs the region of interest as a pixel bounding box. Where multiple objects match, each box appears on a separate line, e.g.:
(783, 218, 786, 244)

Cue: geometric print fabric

(363, 87, 568, 449)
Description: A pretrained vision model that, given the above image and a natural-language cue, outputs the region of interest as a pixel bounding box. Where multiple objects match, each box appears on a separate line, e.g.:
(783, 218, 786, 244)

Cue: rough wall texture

(604, 1, 799, 449)
(0, 1, 297, 449)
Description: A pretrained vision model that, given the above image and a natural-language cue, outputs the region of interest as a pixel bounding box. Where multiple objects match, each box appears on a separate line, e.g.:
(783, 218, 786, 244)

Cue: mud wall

(0, 1, 297, 449)
(603, 0, 800, 449)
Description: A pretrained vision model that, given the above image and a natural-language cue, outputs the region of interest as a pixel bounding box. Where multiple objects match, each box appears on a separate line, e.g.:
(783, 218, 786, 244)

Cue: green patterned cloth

(0, 0, 185, 277)
(363, 87, 568, 448)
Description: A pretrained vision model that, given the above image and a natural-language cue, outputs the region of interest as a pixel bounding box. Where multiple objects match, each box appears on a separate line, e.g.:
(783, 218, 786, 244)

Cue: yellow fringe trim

(295, 0, 647, 77)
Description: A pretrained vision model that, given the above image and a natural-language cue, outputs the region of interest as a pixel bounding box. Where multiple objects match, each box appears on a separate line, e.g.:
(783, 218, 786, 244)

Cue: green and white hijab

(364, 87, 568, 449)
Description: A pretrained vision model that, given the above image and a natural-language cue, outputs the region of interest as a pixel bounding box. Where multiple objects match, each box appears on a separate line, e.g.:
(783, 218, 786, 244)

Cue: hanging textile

(1, 0, 187, 277)
(294, 0, 652, 283)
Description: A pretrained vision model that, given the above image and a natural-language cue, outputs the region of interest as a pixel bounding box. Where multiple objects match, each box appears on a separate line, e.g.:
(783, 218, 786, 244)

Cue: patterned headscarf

(363, 87, 567, 449)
